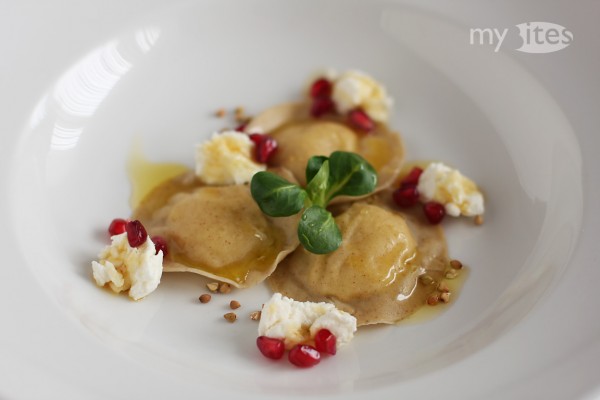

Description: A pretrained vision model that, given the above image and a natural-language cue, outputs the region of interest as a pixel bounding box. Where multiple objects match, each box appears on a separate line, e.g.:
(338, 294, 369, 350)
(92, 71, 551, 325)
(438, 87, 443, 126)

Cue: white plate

(1, 1, 599, 399)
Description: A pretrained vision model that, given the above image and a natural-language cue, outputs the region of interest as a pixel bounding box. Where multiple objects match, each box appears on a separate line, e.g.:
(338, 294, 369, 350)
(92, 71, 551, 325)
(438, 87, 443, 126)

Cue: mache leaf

(326, 151, 377, 200)
(305, 155, 328, 183)
(305, 159, 330, 207)
(297, 205, 342, 254)
(250, 171, 307, 217)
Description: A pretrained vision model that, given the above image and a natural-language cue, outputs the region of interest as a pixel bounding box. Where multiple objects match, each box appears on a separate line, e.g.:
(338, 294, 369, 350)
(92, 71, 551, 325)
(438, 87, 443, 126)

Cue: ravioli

(267, 194, 450, 326)
(268, 120, 358, 186)
(246, 102, 405, 194)
(132, 169, 300, 288)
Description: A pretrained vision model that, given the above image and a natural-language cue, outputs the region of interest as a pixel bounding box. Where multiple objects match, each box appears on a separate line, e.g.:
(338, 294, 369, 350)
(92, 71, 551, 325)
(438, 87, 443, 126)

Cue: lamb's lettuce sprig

(250, 151, 377, 254)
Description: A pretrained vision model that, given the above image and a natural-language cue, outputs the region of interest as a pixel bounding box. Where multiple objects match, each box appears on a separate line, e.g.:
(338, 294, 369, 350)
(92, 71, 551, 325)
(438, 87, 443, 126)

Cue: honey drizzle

(397, 267, 469, 325)
(127, 139, 189, 209)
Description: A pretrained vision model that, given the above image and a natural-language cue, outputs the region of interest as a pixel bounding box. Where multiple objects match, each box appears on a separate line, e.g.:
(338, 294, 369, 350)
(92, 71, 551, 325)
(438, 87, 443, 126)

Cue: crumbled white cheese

(91, 232, 163, 300)
(417, 162, 484, 217)
(331, 70, 393, 123)
(258, 293, 357, 349)
(195, 131, 266, 185)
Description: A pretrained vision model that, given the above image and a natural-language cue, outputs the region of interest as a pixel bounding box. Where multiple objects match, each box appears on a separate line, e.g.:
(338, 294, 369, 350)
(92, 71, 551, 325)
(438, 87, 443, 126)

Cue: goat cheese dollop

(417, 162, 484, 217)
(91, 232, 163, 300)
(258, 293, 357, 349)
(331, 70, 393, 123)
(195, 131, 266, 185)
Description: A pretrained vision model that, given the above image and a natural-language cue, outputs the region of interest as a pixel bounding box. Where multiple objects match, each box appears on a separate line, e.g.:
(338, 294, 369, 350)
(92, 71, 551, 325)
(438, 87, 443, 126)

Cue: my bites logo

(470, 22, 573, 53)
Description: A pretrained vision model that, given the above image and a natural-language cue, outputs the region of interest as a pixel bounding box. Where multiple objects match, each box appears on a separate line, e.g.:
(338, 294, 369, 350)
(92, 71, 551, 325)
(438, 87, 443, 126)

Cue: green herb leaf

(326, 151, 377, 200)
(297, 205, 342, 254)
(305, 159, 330, 207)
(250, 151, 378, 255)
(250, 171, 307, 217)
(305, 155, 328, 183)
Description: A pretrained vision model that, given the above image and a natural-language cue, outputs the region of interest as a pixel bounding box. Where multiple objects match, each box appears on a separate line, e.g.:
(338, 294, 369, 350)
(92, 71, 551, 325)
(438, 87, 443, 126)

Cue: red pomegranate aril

(249, 134, 278, 164)
(314, 329, 337, 355)
(256, 336, 285, 360)
(423, 201, 446, 224)
(151, 235, 168, 257)
(310, 97, 335, 118)
(108, 218, 128, 236)
(347, 108, 375, 132)
(309, 78, 333, 99)
(402, 167, 424, 186)
(393, 185, 420, 208)
(288, 344, 321, 367)
(126, 220, 148, 248)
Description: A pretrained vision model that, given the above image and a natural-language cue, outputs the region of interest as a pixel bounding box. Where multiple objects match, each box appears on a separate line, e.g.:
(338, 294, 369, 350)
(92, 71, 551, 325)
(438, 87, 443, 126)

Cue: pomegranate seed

(126, 220, 148, 248)
(256, 336, 285, 360)
(393, 185, 420, 208)
(288, 344, 320, 367)
(402, 167, 424, 186)
(249, 134, 278, 164)
(423, 201, 446, 224)
(347, 108, 375, 132)
(151, 235, 168, 257)
(108, 218, 128, 236)
(314, 329, 337, 355)
(309, 78, 333, 99)
(235, 123, 247, 132)
(310, 97, 335, 118)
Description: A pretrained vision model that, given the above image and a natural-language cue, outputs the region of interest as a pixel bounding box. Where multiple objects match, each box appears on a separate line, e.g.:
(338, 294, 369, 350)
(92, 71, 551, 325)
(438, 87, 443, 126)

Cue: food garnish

(250, 151, 377, 254)
(199, 294, 211, 303)
(423, 201, 447, 225)
(288, 344, 321, 368)
(91, 220, 163, 300)
(256, 336, 285, 360)
(250, 311, 262, 321)
(308, 70, 393, 124)
(108, 218, 128, 236)
(125, 219, 148, 247)
(314, 328, 337, 355)
(416, 162, 484, 217)
(195, 131, 267, 185)
(391, 163, 484, 224)
(218, 282, 232, 294)
(347, 108, 375, 132)
(257, 293, 356, 351)
(223, 312, 237, 323)
(248, 133, 278, 164)
(206, 282, 219, 292)
(151, 235, 168, 256)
